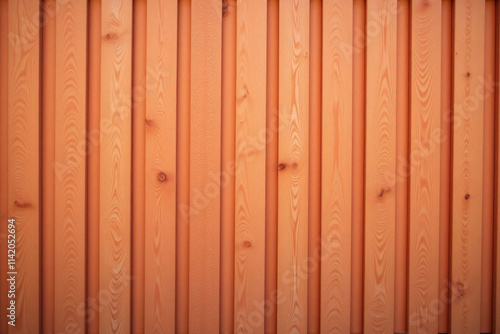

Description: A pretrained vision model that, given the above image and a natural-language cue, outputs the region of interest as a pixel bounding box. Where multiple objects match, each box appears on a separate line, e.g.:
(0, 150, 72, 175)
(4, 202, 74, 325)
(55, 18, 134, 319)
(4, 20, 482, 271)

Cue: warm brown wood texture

(2, 1, 500, 333)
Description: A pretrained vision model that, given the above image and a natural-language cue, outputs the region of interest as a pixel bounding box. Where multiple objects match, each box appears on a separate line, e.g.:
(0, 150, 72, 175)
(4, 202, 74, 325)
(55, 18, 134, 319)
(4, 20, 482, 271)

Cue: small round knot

(158, 172, 167, 182)
(278, 163, 286, 170)
(465, 194, 470, 200)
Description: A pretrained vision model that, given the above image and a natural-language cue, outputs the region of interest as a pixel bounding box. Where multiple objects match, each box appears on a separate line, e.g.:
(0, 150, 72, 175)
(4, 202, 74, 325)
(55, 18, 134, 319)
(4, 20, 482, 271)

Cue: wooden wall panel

(320, 1, 352, 333)
(277, 0, 309, 332)
(408, 0, 441, 333)
(364, 0, 397, 332)
(450, 0, 485, 333)
(1, 1, 499, 333)
(99, 0, 132, 332)
(7, 0, 40, 332)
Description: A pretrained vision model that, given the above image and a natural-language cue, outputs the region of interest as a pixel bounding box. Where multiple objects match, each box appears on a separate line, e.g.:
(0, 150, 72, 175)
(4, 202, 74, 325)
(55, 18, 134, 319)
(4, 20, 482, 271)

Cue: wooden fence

(0, 0, 499, 333)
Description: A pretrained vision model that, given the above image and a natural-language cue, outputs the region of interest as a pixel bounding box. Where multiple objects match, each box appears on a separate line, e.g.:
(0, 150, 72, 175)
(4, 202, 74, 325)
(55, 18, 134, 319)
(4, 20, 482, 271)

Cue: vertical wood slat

(496, 1, 500, 330)
(363, 0, 397, 333)
(439, 0, 452, 332)
(407, 0, 441, 333)
(482, 1, 496, 332)
(320, 1, 352, 333)
(7, 0, 40, 332)
(450, 0, 485, 333)
(234, 0, 267, 332)
(144, 0, 178, 331)
(277, 0, 310, 332)
(99, 0, 132, 332)
(189, 0, 222, 332)
(0, 0, 8, 333)
(351, 1, 365, 332)
(54, 0, 87, 332)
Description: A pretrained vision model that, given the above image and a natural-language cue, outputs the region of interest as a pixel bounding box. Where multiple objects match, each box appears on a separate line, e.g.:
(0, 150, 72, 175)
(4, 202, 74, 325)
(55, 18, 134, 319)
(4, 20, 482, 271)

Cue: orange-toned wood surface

(0, 1, 499, 333)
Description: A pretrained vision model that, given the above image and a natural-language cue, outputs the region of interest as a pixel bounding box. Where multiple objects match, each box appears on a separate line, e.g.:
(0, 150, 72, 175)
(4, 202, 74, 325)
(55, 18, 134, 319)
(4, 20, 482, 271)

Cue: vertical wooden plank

(132, 0, 146, 332)
(351, 1, 365, 332)
(308, 0, 321, 332)
(221, 0, 236, 331)
(439, 0, 452, 331)
(364, 0, 397, 332)
(496, 2, 500, 331)
(277, 0, 309, 332)
(407, 0, 441, 333)
(176, 0, 190, 331)
(265, 0, 279, 331)
(481, 1, 496, 332)
(0, 0, 8, 332)
(395, 1, 408, 331)
(53, 0, 87, 332)
(189, 0, 221, 332)
(42, 0, 56, 331)
(450, 0, 485, 332)
(7, 0, 40, 332)
(320, 0, 352, 333)
(99, 0, 132, 332)
(144, 0, 177, 331)
(234, 0, 266, 332)
(87, 0, 101, 332)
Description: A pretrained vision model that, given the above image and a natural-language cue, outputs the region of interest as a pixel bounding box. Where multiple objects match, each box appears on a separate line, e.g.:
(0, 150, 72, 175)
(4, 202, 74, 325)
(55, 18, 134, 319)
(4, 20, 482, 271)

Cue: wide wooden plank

(189, 0, 222, 332)
(450, 0, 485, 333)
(364, 0, 397, 332)
(234, 0, 266, 332)
(53, 0, 87, 332)
(99, 0, 132, 332)
(277, 0, 309, 332)
(7, 0, 40, 332)
(320, 1, 352, 333)
(407, 0, 441, 333)
(144, 0, 177, 331)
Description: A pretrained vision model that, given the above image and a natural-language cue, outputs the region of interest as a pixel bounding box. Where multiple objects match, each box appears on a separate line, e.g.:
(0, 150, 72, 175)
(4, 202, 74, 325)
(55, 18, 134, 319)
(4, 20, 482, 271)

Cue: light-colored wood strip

(496, 1, 500, 331)
(308, 0, 321, 332)
(408, 1, 441, 333)
(364, 0, 397, 332)
(189, 0, 222, 332)
(99, 0, 132, 332)
(176, 0, 190, 331)
(351, 1, 365, 332)
(277, 0, 309, 332)
(7, 0, 40, 332)
(450, 0, 485, 332)
(144, 0, 177, 332)
(481, 1, 495, 332)
(221, 0, 236, 331)
(438, 1, 452, 331)
(395, 1, 409, 331)
(53, 0, 87, 332)
(265, 0, 279, 331)
(320, 0, 352, 333)
(87, 0, 101, 332)
(132, 0, 146, 332)
(234, 0, 266, 332)
(0, 0, 8, 332)
(42, 0, 56, 332)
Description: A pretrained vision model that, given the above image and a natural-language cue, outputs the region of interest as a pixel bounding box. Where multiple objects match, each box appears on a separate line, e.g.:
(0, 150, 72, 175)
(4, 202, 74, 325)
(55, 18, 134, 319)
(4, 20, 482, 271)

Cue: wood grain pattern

(144, 0, 177, 332)
(450, 0, 485, 333)
(364, 0, 397, 333)
(7, 0, 40, 332)
(189, 0, 221, 332)
(0, 1, 8, 332)
(320, 1, 352, 333)
(438, 1, 452, 331)
(99, 0, 132, 332)
(54, 0, 87, 332)
(234, 0, 266, 332)
(408, 1, 441, 333)
(496, 3, 500, 331)
(277, 0, 309, 332)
